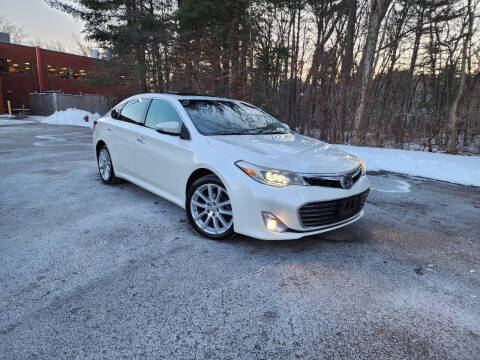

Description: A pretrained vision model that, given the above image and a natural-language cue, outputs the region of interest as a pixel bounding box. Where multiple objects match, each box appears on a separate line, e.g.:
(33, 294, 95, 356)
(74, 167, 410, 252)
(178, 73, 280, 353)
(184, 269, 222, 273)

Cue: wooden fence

(29, 92, 111, 116)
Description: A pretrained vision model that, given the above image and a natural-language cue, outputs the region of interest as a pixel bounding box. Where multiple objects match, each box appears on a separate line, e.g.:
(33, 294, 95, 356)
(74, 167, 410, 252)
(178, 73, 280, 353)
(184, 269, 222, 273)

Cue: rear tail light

(93, 120, 98, 128)
(84, 116, 89, 122)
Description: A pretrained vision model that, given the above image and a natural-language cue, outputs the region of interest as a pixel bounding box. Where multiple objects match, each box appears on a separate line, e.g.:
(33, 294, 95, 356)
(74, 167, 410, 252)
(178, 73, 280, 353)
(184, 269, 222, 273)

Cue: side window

(145, 99, 183, 129)
(119, 99, 149, 124)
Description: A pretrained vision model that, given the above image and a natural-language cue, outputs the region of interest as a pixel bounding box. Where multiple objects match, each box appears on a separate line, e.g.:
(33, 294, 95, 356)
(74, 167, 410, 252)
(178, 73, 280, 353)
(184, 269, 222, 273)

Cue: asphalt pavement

(1, 118, 479, 359)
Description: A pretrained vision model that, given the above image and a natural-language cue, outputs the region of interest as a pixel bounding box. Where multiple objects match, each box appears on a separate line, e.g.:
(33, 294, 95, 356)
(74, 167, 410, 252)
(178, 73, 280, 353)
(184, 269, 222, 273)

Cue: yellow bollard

(22, 105, 25, 114)
(7, 100, 12, 116)
(55, 105, 59, 112)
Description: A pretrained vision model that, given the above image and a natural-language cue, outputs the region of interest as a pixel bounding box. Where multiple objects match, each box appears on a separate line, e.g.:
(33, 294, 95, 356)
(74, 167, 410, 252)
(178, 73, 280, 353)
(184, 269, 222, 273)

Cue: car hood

(206, 133, 360, 174)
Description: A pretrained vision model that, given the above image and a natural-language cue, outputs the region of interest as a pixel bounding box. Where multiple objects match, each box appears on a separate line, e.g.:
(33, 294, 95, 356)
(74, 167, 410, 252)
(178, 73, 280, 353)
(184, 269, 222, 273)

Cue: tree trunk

(352, 0, 392, 145)
(409, 6, 425, 77)
(338, 0, 356, 143)
(449, 0, 473, 154)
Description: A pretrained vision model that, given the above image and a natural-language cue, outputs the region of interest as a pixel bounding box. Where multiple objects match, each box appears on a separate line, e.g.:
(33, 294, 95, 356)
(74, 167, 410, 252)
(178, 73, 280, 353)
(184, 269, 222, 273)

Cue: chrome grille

(301, 166, 362, 189)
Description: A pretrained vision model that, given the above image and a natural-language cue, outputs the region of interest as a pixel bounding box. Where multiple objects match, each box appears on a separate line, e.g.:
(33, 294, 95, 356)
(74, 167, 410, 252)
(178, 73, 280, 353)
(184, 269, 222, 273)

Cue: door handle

(136, 138, 145, 144)
(107, 128, 112, 132)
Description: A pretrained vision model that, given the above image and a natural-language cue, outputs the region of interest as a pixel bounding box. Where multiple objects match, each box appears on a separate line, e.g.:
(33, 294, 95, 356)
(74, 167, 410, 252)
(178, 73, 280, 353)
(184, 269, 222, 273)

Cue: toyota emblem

(341, 175, 353, 189)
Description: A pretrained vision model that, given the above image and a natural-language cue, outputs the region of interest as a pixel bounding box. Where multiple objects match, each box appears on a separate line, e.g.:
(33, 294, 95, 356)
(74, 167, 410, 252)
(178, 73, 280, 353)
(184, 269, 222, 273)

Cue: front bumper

(228, 171, 370, 240)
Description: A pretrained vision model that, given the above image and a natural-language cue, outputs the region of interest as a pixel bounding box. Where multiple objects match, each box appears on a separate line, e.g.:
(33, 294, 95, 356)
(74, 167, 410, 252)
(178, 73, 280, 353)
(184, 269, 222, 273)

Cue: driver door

(135, 99, 194, 203)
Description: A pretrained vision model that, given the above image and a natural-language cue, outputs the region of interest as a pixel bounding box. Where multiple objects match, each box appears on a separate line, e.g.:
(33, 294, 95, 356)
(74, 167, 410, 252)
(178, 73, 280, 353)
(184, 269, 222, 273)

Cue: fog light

(262, 211, 287, 233)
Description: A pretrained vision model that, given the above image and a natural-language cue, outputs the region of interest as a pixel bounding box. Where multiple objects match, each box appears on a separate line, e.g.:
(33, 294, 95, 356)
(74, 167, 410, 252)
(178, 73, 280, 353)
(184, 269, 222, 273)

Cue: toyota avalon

(93, 93, 370, 240)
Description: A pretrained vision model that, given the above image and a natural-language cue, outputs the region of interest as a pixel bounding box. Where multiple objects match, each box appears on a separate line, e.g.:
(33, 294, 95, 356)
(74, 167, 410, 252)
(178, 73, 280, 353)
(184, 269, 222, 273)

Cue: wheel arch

(186, 168, 216, 195)
(95, 140, 106, 159)
(186, 166, 234, 200)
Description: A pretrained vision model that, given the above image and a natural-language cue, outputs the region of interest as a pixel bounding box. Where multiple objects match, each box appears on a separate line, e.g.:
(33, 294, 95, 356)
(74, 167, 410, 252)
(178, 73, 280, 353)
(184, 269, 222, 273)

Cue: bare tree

(71, 34, 96, 56)
(449, 0, 474, 153)
(46, 0, 480, 154)
(352, 0, 393, 145)
(28, 37, 67, 52)
(338, 0, 357, 143)
(0, 16, 28, 43)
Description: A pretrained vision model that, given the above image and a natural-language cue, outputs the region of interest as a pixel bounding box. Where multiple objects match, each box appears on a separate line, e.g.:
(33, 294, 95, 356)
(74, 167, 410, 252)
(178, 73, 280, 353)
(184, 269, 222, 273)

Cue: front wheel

(186, 175, 235, 239)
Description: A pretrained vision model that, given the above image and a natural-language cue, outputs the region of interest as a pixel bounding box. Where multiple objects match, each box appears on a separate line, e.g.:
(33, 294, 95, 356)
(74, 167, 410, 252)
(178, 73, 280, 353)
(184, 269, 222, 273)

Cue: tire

(97, 145, 120, 184)
(186, 174, 235, 240)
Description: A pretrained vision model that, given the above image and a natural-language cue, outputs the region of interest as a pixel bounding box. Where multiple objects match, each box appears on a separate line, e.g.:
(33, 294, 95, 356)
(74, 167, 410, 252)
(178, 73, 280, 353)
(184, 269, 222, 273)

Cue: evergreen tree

(48, 0, 174, 93)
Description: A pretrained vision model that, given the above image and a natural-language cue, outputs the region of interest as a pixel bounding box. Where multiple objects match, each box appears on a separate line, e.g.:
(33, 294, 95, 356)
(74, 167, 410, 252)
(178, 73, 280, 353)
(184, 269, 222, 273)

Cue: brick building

(0, 41, 103, 114)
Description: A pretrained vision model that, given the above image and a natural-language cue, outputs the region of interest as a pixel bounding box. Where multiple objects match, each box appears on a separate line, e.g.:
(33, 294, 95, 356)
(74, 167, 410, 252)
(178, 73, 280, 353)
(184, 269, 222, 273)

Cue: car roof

(131, 93, 237, 102)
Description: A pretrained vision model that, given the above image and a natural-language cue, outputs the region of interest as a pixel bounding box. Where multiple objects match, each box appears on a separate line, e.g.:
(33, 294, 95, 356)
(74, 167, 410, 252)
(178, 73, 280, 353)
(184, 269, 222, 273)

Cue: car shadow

(227, 220, 371, 250)
(100, 175, 373, 252)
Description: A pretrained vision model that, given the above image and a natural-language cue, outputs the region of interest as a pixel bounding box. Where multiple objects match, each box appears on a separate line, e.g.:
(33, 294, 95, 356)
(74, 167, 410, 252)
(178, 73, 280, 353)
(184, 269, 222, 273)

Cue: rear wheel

(186, 175, 235, 239)
(97, 145, 119, 184)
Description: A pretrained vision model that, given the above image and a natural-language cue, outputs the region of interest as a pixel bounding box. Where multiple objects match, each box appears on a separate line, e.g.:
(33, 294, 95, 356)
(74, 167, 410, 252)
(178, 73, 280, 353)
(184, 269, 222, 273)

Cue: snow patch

(336, 144, 480, 187)
(372, 179, 411, 193)
(0, 120, 35, 126)
(34, 135, 66, 147)
(41, 109, 100, 129)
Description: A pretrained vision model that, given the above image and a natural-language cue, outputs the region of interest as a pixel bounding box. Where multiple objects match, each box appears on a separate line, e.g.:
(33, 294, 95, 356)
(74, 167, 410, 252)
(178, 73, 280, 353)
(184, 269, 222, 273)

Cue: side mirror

(155, 121, 181, 135)
(111, 109, 120, 119)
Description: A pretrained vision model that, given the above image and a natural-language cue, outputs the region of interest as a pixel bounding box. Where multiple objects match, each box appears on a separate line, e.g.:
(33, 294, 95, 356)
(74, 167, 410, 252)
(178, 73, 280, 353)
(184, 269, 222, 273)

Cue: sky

(0, 0, 85, 45)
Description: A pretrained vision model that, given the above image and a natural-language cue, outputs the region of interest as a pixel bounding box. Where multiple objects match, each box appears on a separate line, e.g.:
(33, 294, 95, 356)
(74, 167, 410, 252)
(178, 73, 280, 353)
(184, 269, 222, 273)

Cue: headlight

(235, 160, 307, 187)
(358, 158, 367, 175)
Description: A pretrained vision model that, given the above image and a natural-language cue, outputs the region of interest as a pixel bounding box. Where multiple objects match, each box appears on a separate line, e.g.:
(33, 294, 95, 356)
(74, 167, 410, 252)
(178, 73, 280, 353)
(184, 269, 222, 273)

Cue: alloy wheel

(98, 148, 112, 181)
(190, 183, 233, 235)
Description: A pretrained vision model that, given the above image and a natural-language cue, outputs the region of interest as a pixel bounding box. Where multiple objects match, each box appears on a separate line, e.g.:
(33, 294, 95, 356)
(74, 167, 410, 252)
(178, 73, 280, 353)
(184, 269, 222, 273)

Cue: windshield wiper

(213, 128, 262, 135)
(247, 127, 289, 135)
(212, 128, 288, 136)
(213, 131, 252, 135)
(257, 130, 289, 135)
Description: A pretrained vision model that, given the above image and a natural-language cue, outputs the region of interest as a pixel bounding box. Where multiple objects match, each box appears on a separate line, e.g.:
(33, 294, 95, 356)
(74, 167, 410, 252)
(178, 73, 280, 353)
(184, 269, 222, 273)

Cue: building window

(47, 65, 57, 78)
(48, 65, 87, 80)
(0, 58, 32, 74)
(58, 67, 70, 79)
(0, 58, 7, 72)
(72, 69, 87, 79)
(47, 65, 72, 79)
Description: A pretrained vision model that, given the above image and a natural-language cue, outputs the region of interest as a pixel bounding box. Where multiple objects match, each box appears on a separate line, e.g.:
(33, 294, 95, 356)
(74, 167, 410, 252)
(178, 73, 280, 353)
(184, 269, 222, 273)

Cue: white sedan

(93, 93, 370, 240)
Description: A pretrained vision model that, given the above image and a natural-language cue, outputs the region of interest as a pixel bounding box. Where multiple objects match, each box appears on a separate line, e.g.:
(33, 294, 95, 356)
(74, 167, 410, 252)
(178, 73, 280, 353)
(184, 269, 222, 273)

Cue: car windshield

(180, 99, 290, 136)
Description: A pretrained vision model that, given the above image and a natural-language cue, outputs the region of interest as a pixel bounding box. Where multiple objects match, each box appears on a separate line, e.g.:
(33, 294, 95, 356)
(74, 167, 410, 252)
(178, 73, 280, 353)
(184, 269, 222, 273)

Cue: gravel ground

(1, 119, 479, 359)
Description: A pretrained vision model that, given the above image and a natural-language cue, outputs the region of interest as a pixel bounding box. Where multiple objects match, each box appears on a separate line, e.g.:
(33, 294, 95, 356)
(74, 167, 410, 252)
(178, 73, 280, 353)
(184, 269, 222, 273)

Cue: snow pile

(41, 109, 100, 129)
(0, 114, 15, 118)
(337, 144, 480, 187)
(0, 120, 36, 126)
